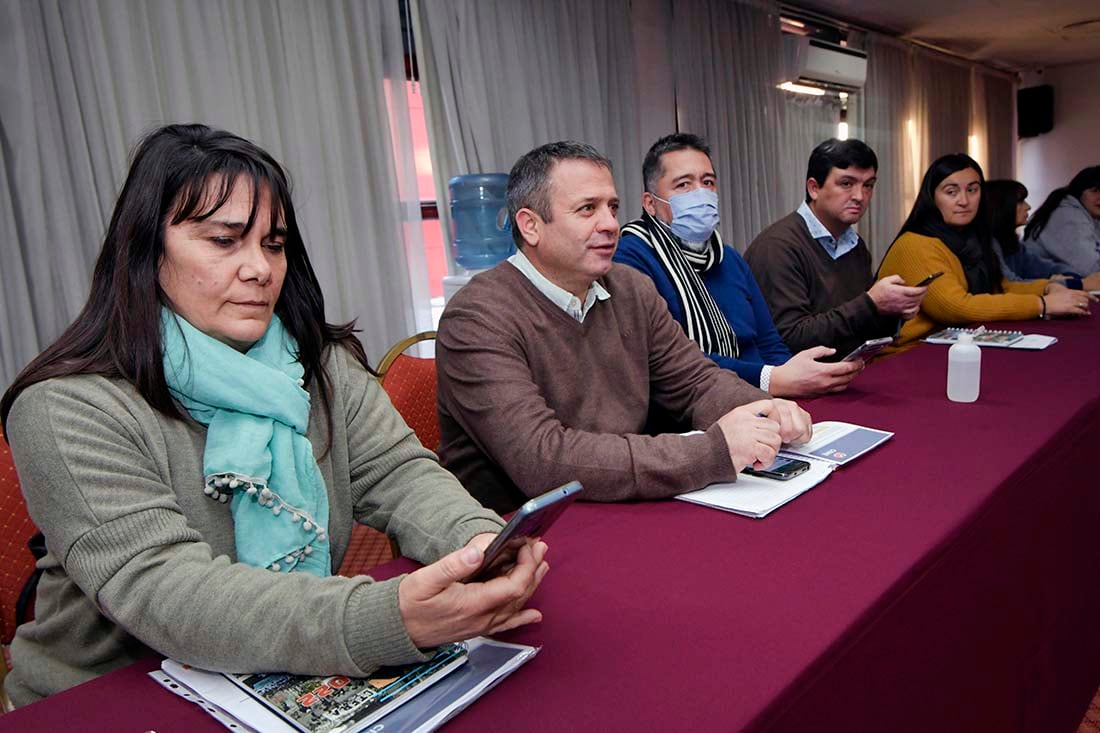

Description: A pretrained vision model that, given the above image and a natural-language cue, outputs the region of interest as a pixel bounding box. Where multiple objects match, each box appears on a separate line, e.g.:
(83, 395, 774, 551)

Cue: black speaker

(1018, 85, 1054, 138)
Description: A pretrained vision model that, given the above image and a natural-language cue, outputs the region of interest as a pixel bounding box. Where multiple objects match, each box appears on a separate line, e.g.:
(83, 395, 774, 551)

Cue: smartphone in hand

(842, 336, 894, 362)
(467, 481, 582, 582)
(914, 271, 945, 287)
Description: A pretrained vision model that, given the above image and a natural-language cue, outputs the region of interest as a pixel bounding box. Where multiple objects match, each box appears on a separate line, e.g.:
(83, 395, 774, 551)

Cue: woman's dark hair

(985, 179, 1028, 256)
(1, 123, 371, 438)
(891, 153, 1003, 292)
(1023, 166, 1100, 241)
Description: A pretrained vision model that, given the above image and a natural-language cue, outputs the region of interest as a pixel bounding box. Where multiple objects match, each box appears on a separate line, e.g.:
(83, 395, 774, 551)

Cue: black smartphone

(467, 481, 582, 582)
(742, 456, 811, 481)
(842, 336, 894, 362)
(915, 271, 945, 287)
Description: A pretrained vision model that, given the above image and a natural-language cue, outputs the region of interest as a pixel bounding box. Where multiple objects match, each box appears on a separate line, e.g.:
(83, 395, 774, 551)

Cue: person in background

(0, 124, 547, 707)
(436, 141, 812, 515)
(1022, 166, 1100, 277)
(877, 154, 1088, 349)
(986, 179, 1100, 291)
(745, 138, 927, 360)
(615, 133, 862, 398)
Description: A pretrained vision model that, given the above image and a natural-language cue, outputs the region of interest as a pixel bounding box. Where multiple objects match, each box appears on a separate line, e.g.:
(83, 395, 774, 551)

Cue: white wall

(1017, 60, 1100, 207)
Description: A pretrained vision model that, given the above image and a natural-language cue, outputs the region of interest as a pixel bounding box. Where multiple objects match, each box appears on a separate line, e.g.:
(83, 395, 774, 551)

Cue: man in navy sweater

(615, 133, 862, 398)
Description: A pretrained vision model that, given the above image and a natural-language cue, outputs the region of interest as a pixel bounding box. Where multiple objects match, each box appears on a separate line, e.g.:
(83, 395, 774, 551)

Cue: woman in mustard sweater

(878, 154, 1088, 348)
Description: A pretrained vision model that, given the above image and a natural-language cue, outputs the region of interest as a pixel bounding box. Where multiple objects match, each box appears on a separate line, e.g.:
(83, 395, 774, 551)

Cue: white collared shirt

(507, 250, 610, 323)
(797, 201, 860, 260)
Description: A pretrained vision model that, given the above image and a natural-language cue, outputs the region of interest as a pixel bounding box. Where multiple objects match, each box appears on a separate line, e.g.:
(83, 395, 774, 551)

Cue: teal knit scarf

(161, 308, 331, 576)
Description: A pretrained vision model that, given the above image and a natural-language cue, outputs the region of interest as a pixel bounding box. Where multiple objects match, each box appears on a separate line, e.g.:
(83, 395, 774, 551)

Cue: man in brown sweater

(744, 138, 927, 360)
(436, 142, 812, 513)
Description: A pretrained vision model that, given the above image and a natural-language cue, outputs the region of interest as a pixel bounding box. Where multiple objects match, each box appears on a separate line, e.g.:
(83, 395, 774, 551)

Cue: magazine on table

(151, 638, 538, 733)
(923, 327, 1057, 350)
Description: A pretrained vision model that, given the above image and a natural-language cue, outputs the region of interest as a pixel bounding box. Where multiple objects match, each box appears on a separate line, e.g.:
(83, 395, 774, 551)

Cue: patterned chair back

(0, 434, 38, 644)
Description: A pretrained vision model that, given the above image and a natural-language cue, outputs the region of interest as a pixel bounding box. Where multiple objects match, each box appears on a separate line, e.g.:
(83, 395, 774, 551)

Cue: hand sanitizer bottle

(947, 333, 981, 402)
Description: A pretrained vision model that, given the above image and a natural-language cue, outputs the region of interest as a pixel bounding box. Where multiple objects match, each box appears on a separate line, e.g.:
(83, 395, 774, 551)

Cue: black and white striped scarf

(621, 212, 738, 358)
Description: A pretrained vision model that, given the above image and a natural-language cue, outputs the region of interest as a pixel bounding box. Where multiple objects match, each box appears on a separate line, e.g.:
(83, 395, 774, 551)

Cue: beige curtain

(855, 34, 1016, 264)
(0, 0, 430, 385)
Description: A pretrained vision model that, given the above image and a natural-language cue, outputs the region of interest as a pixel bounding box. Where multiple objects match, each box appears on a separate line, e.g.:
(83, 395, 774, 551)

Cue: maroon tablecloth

(4, 314, 1099, 732)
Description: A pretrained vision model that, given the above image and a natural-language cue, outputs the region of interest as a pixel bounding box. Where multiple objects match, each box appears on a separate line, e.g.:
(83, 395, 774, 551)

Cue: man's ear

(514, 208, 540, 247)
(642, 191, 658, 217)
(806, 178, 820, 202)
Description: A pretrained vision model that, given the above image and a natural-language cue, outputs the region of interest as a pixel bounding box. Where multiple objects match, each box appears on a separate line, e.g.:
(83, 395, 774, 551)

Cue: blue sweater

(615, 233, 791, 386)
(993, 237, 1081, 283)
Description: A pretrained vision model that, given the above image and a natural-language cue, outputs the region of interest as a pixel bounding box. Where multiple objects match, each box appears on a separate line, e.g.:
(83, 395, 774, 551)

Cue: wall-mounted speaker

(1018, 85, 1053, 138)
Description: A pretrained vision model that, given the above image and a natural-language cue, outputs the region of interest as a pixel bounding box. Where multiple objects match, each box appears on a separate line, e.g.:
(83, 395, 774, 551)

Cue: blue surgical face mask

(653, 187, 720, 243)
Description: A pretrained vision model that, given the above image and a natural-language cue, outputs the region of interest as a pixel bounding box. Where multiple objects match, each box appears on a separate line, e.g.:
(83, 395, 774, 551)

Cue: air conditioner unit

(782, 37, 867, 90)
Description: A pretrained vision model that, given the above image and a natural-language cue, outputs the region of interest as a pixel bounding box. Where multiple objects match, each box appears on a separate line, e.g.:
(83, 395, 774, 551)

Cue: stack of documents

(677, 422, 892, 518)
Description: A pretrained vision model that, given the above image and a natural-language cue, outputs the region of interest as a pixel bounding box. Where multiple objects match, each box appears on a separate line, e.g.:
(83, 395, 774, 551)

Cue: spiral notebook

(923, 327, 1057, 350)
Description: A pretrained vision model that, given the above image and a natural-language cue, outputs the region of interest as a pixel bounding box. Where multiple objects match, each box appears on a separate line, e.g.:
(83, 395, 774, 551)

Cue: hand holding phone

(914, 271, 944, 287)
(468, 481, 582, 582)
(842, 336, 894, 362)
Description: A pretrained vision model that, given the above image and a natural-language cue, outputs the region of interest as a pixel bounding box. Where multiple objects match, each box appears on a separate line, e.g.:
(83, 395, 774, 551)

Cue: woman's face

(1079, 186, 1100, 218)
(159, 178, 288, 351)
(934, 168, 982, 227)
(1015, 198, 1031, 228)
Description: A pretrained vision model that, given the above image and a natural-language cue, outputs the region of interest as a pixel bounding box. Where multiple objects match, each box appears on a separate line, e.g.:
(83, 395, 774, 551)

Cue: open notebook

(924, 327, 1057, 350)
(676, 422, 892, 518)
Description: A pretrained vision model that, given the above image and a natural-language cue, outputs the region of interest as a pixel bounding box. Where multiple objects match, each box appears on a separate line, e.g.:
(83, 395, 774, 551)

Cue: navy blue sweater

(615, 233, 791, 386)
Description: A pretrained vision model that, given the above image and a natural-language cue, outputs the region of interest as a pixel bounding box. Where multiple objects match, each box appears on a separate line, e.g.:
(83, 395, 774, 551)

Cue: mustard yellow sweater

(878, 232, 1047, 348)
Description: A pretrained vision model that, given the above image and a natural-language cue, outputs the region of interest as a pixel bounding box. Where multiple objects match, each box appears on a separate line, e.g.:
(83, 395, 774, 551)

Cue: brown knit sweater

(744, 212, 898, 359)
(436, 262, 767, 514)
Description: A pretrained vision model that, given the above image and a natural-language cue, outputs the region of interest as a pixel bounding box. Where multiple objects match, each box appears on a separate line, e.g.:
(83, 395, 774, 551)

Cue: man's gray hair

(506, 141, 613, 248)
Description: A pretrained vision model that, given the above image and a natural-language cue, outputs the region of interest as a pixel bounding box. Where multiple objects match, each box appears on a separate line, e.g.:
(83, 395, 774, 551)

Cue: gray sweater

(1023, 196, 1100, 276)
(4, 345, 504, 707)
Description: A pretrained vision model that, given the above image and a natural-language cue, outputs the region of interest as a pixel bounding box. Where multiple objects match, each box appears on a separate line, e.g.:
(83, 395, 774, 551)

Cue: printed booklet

(151, 638, 538, 733)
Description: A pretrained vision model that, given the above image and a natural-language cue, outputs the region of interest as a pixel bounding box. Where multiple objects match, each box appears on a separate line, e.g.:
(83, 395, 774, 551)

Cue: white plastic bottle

(947, 333, 981, 402)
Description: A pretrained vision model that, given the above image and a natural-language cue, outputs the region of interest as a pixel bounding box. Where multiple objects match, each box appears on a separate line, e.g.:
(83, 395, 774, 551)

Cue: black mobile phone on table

(467, 481, 582, 582)
(915, 271, 945, 287)
(742, 456, 811, 481)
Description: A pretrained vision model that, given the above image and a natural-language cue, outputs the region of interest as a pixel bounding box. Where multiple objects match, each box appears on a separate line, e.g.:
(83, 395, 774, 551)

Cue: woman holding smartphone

(0, 124, 548, 707)
(877, 154, 1087, 350)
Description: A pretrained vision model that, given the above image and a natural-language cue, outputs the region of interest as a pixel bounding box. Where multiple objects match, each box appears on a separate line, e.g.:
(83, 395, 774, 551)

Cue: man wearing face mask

(615, 133, 862, 398)
(745, 138, 927, 361)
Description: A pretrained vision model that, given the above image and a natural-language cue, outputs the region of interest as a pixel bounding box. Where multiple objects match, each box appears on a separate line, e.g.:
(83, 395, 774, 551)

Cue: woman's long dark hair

(985, 179, 1028, 256)
(1023, 166, 1100, 241)
(1, 124, 370, 439)
(888, 152, 1003, 292)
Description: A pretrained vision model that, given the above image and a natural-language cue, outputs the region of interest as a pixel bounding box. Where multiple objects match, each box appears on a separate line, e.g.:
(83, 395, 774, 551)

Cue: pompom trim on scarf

(204, 472, 328, 572)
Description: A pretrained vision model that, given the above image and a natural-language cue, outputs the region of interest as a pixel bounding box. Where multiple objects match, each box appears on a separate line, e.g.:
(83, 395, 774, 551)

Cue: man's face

(643, 148, 717, 224)
(806, 166, 877, 230)
(517, 159, 620, 298)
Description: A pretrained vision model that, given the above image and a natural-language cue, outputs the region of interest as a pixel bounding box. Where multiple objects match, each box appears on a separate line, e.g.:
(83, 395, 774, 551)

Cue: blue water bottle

(449, 174, 514, 270)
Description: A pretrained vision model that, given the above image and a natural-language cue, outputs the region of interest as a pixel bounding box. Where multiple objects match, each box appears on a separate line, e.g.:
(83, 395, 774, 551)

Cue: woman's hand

(397, 535, 549, 649)
(1043, 289, 1092, 318)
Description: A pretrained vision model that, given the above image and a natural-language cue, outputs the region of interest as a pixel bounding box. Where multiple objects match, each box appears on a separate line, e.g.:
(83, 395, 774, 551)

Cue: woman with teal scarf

(0, 124, 549, 708)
